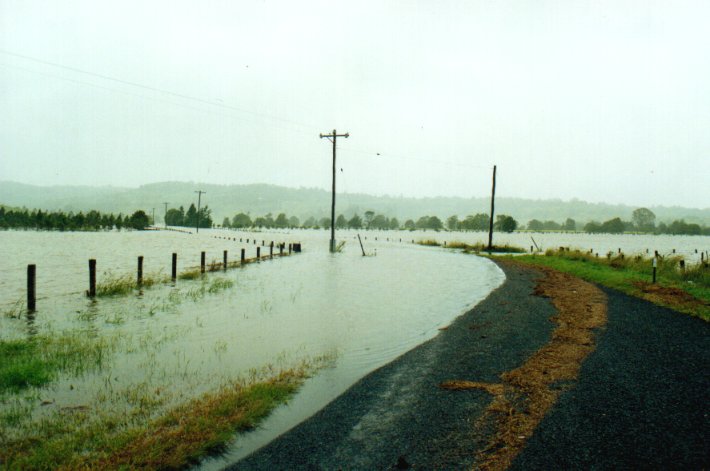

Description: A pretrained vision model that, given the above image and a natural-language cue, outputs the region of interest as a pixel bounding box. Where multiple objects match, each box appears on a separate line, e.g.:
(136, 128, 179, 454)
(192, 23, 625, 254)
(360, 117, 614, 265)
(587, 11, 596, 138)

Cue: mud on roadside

(440, 259, 608, 470)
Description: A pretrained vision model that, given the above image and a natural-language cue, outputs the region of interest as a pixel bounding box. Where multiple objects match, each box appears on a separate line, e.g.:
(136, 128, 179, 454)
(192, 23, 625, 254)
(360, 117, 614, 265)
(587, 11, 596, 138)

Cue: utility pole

(162, 202, 169, 229)
(195, 190, 205, 233)
(487, 165, 497, 251)
(320, 129, 349, 253)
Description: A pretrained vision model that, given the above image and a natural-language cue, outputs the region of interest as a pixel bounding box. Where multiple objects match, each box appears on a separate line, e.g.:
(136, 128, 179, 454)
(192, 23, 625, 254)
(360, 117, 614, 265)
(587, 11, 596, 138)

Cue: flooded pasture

(0, 228, 504, 467)
(1, 228, 706, 467)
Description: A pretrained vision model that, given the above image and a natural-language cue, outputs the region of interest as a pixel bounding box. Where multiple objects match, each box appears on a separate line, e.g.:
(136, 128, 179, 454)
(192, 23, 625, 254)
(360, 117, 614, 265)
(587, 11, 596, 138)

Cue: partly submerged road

(226, 260, 709, 470)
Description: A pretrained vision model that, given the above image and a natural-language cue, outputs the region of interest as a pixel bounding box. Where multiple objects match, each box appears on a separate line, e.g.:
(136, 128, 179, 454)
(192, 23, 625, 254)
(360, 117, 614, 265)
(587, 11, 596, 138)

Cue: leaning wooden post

(171, 253, 177, 281)
(201, 252, 206, 273)
(27, 264, 36, 312)
(137, 256, 144, 286)
(88, 259, 96, 297)
(241, 248, 245, 263)
(223, 250, 228, 271)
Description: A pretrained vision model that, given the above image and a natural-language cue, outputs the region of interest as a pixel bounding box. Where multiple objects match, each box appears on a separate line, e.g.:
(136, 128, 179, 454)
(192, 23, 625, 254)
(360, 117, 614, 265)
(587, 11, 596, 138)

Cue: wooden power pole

(320, 129, 349, 253)
(487, 165, 497, 251)
(195, 190, 205, 233)
(163, 202, 169, 229)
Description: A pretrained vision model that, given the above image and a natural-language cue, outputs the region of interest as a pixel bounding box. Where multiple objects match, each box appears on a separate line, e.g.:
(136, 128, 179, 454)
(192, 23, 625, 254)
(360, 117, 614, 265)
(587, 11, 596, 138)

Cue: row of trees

(583, 217, 709, 235)
(445, 214, 518, 233)
(165, 204, 213, 229)
(221, 211, 520, 233)
(3, 204, 706, 236)
(0, 207, 151, 231)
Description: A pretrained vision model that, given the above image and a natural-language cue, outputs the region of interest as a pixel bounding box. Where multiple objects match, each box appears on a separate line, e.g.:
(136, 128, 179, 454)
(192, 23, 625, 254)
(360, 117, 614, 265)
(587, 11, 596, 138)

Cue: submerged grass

(96, 271, 168, 297)
(417, 239, 525, 253)
(502, 249, 709, 320)
(1, 354, 335, 469)
(0, 333, 115, 395)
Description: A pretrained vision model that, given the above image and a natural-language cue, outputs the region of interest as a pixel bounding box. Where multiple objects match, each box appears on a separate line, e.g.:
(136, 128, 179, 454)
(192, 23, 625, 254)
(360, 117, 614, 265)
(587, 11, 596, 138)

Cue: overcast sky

(1, 0, 708, 208)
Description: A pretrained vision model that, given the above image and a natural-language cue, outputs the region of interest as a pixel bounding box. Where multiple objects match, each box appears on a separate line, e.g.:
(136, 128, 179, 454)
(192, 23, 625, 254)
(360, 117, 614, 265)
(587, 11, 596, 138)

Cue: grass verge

(496, 249, 709, 321)
(1, 355, 334, 469)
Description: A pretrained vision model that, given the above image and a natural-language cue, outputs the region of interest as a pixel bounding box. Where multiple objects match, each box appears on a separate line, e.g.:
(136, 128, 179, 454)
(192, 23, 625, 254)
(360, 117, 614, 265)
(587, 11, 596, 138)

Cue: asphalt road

(228, 262, 556, 470)
(511, 286, 709, 470)
(225, 261, 709, 470)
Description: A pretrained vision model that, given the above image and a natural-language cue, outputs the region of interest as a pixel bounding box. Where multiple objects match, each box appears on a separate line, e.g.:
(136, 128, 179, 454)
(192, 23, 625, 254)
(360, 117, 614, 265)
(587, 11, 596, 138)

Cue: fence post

(652, 257, 657, 283)
(241, 248, 245, 263)
(257, 247, 261, 259)
(280, 244, 284, 256)
(270, 242, 274, 259)
(172, 253, 177, 281)
(223, 250, 228, 271)
(289, 243, 292, 254)
(137, 256, 144, 286)
(88, 259, 96, 297)
(201, 252, 206, 273)
(27, 264, 36, 312)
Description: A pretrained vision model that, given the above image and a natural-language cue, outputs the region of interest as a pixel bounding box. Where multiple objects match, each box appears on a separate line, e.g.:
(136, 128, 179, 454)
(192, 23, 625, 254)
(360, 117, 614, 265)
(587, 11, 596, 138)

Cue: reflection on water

(0, 228, 505, 465)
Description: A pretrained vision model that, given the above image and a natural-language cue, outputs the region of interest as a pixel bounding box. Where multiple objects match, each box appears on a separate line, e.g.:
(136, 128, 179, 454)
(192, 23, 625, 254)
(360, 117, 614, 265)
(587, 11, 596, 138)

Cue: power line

(0, 49, 319, 133)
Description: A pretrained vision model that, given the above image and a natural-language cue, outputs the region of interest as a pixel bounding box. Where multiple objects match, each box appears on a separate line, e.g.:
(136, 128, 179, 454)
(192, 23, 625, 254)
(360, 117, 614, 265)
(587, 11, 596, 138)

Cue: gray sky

(1, 0, 708, 208)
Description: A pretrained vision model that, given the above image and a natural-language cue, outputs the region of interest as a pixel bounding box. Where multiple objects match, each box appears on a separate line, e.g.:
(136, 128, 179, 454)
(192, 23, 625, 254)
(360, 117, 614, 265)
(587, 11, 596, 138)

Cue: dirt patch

(439, 381, 504, 396)
(632, 281, 709, 312)
(441, 260, 608, 471)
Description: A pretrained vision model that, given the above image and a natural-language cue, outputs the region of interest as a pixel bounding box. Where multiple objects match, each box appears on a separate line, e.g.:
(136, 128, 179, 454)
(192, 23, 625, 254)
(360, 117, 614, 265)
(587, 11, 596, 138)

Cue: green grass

(96, 272, 168, 297)
(178, 268, 203, 280)
(418, 239, 526, 253)
(0, 355, 335, 469)
(0, 340, 53, 393)
(500, 249, 709, 321)
(0, 334, 114, 395)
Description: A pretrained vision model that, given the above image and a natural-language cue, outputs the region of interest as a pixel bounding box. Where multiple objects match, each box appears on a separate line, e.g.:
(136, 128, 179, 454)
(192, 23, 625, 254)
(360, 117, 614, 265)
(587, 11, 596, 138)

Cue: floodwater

(0, 228, 503, 467)
(1, 228, 706, 468)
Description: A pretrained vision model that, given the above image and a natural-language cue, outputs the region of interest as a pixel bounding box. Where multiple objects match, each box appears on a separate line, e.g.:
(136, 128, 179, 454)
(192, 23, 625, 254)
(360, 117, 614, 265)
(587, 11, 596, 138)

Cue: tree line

(522, 208, 710, 236)
(0, 207, 151, 231)
(165, 204, 214, 228)
(221, 210, 520, 233)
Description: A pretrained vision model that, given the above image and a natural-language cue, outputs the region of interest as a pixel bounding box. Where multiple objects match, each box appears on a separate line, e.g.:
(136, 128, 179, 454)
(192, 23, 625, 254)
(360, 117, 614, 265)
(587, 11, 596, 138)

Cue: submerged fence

(24, 240, 303, 312)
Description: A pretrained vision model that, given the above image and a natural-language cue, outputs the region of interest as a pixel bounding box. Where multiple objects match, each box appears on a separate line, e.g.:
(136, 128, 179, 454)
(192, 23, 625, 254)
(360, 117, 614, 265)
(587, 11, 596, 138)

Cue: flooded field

(1, 227, 706, 467)
(0, 228, 504, 467)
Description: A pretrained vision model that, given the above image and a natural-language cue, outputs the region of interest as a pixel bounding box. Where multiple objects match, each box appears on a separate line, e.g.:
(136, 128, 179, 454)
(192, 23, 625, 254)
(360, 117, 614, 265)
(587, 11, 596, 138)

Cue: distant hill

(1, 181, 708, 226)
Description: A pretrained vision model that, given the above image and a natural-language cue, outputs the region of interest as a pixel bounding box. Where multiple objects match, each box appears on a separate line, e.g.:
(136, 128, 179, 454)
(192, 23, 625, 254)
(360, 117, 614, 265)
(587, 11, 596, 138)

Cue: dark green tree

(527, 219, 544, 231)
(185, 204, 198, 228)
(447, 215, 460, 231)
(232, 213, 252, 228)
(494, 215, 518, 233)
(165, 207, 184, 226)
(274, 213, 289, 228)
(129, 210, 150, 230)
(600, 217, 625, 234)
(632, 208, 656, 232)
(347, 214, 362, 229)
